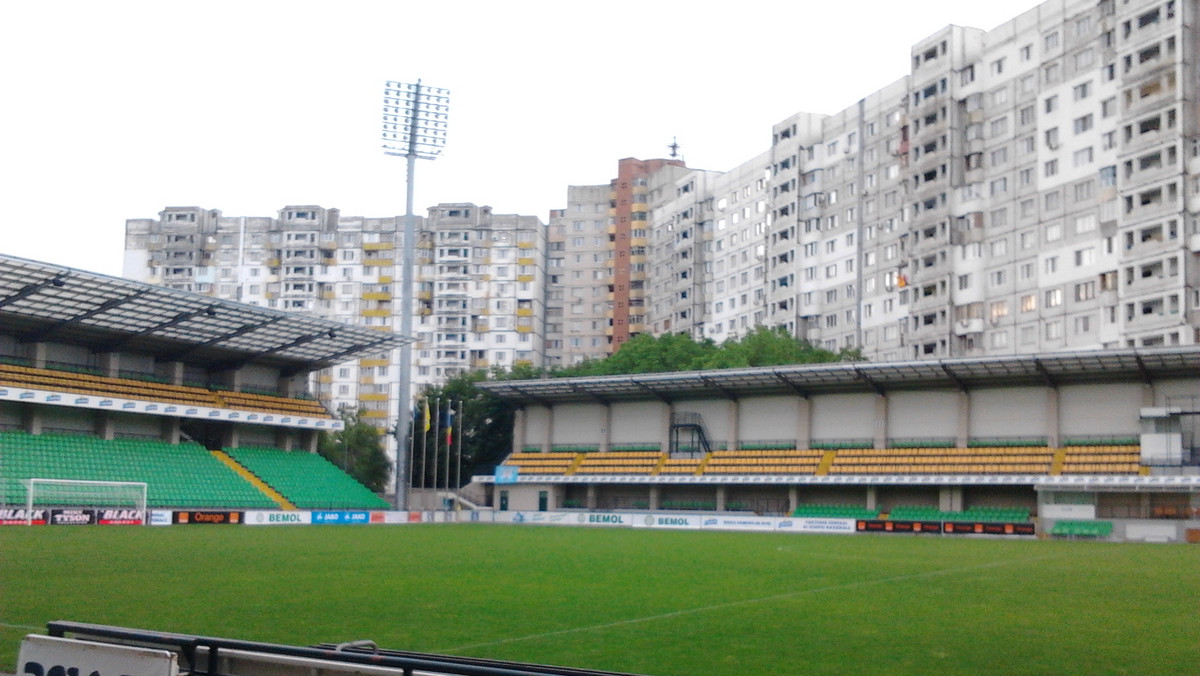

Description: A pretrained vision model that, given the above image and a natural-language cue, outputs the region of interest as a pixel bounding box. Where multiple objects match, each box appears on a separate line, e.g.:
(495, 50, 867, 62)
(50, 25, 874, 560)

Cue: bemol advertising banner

(245, 511, 313, 525)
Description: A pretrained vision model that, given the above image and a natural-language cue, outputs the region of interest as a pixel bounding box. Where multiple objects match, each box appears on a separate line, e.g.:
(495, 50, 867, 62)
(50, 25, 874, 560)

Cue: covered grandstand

(0, 253, 405, 515)
(477, 347, 1200, 540)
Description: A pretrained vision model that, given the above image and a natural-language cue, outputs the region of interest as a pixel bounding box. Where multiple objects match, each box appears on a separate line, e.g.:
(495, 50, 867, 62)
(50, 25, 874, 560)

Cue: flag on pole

(444, 405, 454, 447)
(423, 400, 431, 432)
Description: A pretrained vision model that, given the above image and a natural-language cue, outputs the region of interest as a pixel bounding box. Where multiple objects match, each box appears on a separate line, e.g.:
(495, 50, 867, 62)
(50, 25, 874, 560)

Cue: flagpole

(454, 398, 463, 513)
(442, 400, 452, 503)
(431, 398, 442, 503)
(407, 404, 418, 510)
(420, 399, 429, 496)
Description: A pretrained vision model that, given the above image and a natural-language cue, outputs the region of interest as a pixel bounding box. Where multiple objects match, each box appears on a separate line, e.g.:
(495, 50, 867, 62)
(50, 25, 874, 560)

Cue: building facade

(124, 203, 547, 458)
(605, 0, 1198, 361)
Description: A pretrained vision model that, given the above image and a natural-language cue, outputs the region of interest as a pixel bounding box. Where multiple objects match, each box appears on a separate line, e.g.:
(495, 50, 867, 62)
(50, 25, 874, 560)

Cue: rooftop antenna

(667, 137, 682, 160)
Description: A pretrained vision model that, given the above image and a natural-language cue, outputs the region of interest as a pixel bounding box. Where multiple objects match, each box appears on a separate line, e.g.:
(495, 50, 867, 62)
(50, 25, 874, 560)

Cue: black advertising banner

(97, 509, 145, 525)
(50, 509, 97, 525)
(173, 510, 243, 525)
(0, 508, 48, 525)
(857, 520, 1034, 536)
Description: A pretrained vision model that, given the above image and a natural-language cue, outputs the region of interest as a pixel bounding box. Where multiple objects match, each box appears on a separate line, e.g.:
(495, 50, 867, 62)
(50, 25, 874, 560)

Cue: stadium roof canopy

(0, 253, 409, 373)
(479, 346, 1200, 404)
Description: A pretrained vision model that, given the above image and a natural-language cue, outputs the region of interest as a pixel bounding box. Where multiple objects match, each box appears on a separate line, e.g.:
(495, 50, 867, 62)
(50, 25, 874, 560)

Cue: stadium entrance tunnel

(34, 621, 647, 676)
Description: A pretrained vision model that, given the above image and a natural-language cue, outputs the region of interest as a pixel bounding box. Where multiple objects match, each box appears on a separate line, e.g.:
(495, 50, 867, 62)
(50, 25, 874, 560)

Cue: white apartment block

(415, 204, 546, 378)
(626, 0, 1197, 361)
(124, 202, 547, 460)
(545, 186, 612, 367)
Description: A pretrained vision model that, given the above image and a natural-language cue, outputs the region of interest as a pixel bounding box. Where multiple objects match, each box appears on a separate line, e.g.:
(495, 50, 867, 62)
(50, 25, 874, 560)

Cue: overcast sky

(1, 0, 1045, 276)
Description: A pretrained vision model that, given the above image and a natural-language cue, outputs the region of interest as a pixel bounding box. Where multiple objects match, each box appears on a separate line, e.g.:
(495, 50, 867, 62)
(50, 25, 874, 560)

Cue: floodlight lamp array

(381, 80, 450, 159)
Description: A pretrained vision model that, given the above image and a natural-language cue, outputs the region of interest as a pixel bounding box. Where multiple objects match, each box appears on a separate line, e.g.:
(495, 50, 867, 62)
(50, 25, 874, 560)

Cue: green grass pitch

(2, 524, 1198, 675)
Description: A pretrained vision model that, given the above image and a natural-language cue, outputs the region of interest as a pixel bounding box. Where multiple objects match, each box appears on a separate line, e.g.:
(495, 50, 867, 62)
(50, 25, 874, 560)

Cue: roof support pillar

(956, 390, 971, 449)
(511, 407, 526, 455)
(1046, 387, 1060, 448)
(660, 401, 674, 455)
(599, 403, 612, 454)
(874, 394, 888, 450)
(795, 397, 811, 450)
(726, 399, 740, 453)
(541, 405, 554, 453)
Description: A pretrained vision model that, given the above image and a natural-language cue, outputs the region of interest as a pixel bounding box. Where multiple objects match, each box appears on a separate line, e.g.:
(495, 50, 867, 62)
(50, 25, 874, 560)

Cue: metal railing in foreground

(45, 621, 646, 676)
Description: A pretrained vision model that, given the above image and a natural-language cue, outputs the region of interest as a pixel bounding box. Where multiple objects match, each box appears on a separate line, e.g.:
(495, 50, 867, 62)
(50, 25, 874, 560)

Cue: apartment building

(621, 0, 1197, 360)
(124, 202, 546, 458)
(545, 186, 612, 367)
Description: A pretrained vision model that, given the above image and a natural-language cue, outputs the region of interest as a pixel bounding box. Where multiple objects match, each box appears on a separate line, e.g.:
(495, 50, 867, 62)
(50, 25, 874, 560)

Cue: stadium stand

(886, 506, 1030, 523)
(791, 504, 880, 519)
(0, 253, 407, 514)
(224, 446, 391, 509)
(479, 348, 1200, 535)
(0, 431, 278, 509)
(705, 449, 823, 475)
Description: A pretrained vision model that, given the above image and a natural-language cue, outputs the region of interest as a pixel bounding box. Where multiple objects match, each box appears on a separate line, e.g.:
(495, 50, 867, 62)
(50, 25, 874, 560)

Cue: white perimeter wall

(811, 393, 876, 440)
(968, 387, 1050, 438)
(550, 403, 604, 446)
(610, 401, 668, 444)
(887, 390, 959, 439)
(1058, 383, 1144, 437)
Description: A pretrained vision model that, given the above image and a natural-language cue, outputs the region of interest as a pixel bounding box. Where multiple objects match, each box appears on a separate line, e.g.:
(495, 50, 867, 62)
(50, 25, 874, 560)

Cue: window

(1045, 31, 1060, 50)
(1045, 127, 1060, 148)
(1075, 281, 1097, 301)
(1073, 82, 1091, 101)
(1074, 114, 1093, 134)
(992, 58, 1005, 75)
(1045, 288, 1063, 307)
(1073, 147, 1094, 167)
(1045, 256, 1059, 274)
(1045, 223, 1062, 242)
(1045, 159, 1059, 177)
(1021, 294, 1037, 312)
(1045, 96, 1059, 114)
(1075, 247, 1095, 266)
(1019, 106, 1036, 126)
(1101, 97, 1116, 118)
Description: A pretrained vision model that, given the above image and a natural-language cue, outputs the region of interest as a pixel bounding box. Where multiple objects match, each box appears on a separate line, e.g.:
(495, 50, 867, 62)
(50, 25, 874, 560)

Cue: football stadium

(3, 251, 1200, 676)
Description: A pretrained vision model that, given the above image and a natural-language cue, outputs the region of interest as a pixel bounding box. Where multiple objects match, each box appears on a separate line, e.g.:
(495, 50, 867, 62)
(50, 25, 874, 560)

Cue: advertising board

(19, 634, 178, 676)
(244, 511, 313, 526)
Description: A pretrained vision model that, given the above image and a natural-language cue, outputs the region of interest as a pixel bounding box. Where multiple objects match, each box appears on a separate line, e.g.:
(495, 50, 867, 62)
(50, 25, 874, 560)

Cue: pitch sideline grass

(2, 524, 1197, 675)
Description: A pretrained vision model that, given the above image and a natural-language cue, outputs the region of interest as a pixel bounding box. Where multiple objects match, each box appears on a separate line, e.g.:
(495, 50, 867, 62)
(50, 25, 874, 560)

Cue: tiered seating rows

(0, 363, 330, 418)
(225, 446, 390, 510)
(1059, 445, 1141, 474)
(0, 431, 276, 509)
(887, 506, 1030, 522)
(503, 445, 1142, 477)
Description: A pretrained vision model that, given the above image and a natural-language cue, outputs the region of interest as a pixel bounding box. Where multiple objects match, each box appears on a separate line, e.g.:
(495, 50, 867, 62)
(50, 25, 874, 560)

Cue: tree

(410, 369, 517, 488)
(318, 407, 391, 492)
(408, 329, 863, 488)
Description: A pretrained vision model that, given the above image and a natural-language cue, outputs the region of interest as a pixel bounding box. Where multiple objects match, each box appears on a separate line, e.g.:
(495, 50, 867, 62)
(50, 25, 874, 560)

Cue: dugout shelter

(0, 253, 408, 515)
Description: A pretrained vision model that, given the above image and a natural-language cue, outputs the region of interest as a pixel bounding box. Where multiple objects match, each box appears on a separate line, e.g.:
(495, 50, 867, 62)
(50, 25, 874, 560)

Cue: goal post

(23, 478, 148, 525)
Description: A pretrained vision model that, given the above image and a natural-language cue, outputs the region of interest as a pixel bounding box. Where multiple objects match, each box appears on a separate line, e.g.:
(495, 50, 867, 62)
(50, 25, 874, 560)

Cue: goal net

(23, 478, 148, 525)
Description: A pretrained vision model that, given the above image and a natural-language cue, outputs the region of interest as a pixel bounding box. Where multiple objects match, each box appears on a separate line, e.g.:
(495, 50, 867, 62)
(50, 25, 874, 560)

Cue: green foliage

(557, 327, 859, 376)
(413, 329, 860, 484)
(412, 369, 515, 488)
(317, 408, 390, 492)
(3, 525, 1198, 676)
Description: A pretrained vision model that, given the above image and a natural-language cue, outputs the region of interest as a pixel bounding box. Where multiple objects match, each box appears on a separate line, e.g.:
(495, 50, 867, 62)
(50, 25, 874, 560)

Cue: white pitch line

(0, 621, 44, 631)
(442, 554, 1062, 653)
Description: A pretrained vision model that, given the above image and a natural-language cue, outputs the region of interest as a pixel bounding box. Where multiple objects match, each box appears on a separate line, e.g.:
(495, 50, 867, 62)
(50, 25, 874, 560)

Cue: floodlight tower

(382, 79, 449, 509)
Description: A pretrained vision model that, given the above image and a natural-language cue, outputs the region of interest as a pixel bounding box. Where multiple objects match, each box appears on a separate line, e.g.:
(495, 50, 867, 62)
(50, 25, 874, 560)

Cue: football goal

(23, 478, 148, 525)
